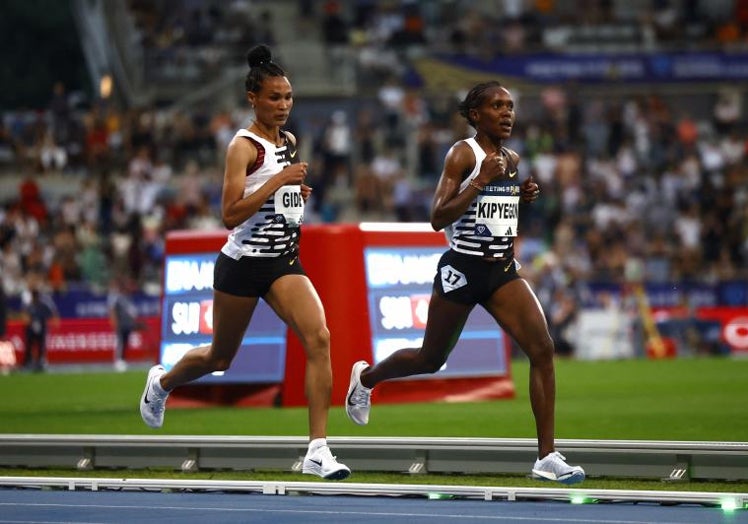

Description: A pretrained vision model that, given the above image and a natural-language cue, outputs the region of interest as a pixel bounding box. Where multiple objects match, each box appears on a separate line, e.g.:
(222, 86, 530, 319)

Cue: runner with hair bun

(140, 44, 350, 480)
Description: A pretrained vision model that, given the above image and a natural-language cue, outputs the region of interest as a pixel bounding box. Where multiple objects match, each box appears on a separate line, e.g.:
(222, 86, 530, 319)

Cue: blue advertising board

(426, 51, 748, 84)
(363, 246, 507, 378)
(160, 253, 287, 384)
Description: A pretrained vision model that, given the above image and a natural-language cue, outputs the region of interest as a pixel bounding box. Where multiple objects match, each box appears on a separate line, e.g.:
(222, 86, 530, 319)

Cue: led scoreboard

(161, 252, 287, 384)
(286, 222, 515, 406)
(363, 246, 507, 378)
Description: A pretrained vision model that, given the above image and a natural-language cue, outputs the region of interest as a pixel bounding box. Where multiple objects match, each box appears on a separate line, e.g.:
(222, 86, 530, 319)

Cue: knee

(302, 326, 331, 358)
(526, 336, 555, 367)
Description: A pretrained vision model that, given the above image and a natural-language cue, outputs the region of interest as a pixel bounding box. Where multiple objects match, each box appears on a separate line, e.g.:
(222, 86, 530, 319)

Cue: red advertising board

(652, 306, 748, 355)
(4, 317, 160, 365)
(283, 223, 515, 407)
(697, 307, 748, 353)
(163, 224, 515, 407)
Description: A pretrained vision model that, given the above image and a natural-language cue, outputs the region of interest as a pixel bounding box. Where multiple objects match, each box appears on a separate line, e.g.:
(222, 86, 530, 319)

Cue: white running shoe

(531, 451, 586, 484)
(302, 445, 351, 480)
(345, 360, 371, 425)
(140, 365, 168, 429)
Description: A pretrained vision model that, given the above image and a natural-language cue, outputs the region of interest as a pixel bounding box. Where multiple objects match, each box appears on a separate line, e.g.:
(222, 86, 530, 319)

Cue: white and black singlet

(220, 129, 304, 259)
(443, 137, 521, 260)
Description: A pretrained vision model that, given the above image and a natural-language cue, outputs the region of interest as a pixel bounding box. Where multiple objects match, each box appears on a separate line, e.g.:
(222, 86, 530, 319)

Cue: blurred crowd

(127, 0, 278, 85)
(318, 0, 748, 88)
(126, 0, 748, 89)
(0, 0, 746, 322)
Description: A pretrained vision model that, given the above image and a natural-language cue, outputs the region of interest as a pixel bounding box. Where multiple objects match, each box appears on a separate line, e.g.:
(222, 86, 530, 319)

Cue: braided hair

(458, 81, 503, 128)
(245, 44, 286, 93)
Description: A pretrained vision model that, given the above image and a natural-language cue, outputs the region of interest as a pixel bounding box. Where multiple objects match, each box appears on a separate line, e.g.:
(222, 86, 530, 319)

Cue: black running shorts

(433, 249, 520, 305)
(213, 251, 306, 298)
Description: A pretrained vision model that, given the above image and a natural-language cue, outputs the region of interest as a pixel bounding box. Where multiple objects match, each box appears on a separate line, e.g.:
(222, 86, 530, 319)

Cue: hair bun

(247, 44, 272, 68)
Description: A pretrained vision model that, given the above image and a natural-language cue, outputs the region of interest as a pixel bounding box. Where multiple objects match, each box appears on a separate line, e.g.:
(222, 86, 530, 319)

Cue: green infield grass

(1, 356, 746, 440)
(1, 356, 747, 494)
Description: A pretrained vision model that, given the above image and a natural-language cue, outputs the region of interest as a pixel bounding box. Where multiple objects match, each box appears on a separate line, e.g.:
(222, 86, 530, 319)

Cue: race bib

(440, 265, 467, 292)
(474, 195, 519, 237)
(275, 185, 304, 227)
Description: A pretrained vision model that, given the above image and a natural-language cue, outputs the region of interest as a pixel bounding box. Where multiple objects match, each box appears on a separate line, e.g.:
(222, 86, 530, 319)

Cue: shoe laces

(544, 451, 577, 473)
(548, 451, 567, 462)
(312, 445, 337, 464)
(350, 383, 371, 405)
(148, 390, 166, 414)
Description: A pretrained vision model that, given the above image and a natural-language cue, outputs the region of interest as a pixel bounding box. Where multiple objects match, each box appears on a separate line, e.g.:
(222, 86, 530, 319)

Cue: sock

(308, 438, 327, 453)
(359, 366, 373, 390)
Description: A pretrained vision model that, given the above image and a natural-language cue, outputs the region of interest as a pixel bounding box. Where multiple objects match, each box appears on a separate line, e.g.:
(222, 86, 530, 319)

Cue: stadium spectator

(83, 111, 110, 171)
(369, 142, 405, 214)
(48, 225, 80, 292)
(108, 277, 141, 372)
(321, 109, 353, 185)
(37, 130, 68, 173)
(21, 287, 59, 372)
(48, 81, 71, 146)
(322, 1, 351, 58)
(17, 176, 47, 226)
(353, 106, 378, 165)
(353, 162, 386, 218)
(713, 87, 742, 135)
(0, 120, 15, 166)
(0, 284, 7, 340)
(138, 44, 351, 481)
(345, 81, 586, 485)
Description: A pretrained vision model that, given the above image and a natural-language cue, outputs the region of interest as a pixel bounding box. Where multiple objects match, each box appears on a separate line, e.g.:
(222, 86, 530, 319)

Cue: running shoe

(140, 365, 168, 428)
(531, 451, 586, 484)
(302, 445, 351, 480)
(345, 360, 371, 425)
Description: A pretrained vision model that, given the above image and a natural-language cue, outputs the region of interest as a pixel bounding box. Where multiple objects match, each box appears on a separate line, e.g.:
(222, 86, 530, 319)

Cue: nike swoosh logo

(308, 458, 323, 466)
(346, 388, 364, 406)
(508, 170, 517, 178)
(290, 150, 297, 158)
(144, 376, 155, 404)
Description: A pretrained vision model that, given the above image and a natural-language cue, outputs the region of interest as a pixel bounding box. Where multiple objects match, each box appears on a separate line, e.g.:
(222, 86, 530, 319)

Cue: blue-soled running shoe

(531, 451, 586, 484)
(302, 445, 351, 480)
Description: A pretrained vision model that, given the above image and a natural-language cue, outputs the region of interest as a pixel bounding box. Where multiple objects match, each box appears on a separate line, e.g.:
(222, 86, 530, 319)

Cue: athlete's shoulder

(503, 146, 520, 166)
(443, 140, 477, 175)
(446, 139, 475, 161)
(282, 129, 297, 146)
(226, 130, 258, 164)
(229, 128, 254, 145)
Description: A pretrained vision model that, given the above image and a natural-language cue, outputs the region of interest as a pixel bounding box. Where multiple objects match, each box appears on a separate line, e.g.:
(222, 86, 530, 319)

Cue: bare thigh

(481, 279, 553, 361)
(420, 291, 474, 364)
(210, 289, 259, 361)
(263, 274, 327, 353)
